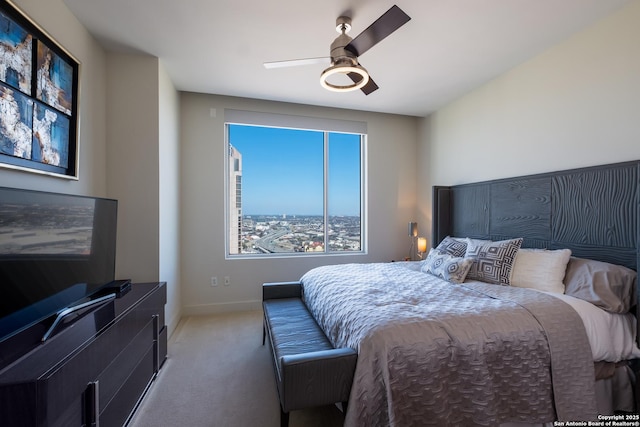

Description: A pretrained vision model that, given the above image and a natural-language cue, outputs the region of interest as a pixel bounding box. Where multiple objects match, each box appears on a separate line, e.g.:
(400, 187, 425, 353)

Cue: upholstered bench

(262, 281, 357, 427)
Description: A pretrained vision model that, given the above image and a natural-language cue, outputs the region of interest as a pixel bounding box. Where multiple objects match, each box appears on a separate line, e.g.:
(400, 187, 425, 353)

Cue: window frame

(223, 110, 368, 259)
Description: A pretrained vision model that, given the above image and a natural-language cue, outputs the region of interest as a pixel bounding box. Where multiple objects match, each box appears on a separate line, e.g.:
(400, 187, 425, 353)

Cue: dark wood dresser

(0, 282, 167, 427)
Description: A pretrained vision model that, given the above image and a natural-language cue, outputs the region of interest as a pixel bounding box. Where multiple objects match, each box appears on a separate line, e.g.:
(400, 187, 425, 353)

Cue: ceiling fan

(264, 5, 411, 95)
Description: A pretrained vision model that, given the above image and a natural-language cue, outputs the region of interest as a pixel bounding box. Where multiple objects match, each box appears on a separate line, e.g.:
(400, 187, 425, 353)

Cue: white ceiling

(63, 0, 629, 117)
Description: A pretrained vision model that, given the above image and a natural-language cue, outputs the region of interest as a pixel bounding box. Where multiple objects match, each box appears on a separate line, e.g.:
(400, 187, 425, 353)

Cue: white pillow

(511, 248, 572, 293)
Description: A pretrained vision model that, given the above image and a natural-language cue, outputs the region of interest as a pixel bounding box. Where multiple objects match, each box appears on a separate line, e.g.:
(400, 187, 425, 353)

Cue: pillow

(510, 248, 572, 293)
(456, 237, 493, 247)
(563, 257, 637, 313)
(465, 237, 523, 286)
(421, 249, 473, 284)
(434, 236, 468, 257)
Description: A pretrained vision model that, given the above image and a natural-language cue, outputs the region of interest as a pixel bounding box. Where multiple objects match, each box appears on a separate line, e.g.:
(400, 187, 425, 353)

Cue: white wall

(158, 62, 182, 334)
(105, 53, 182, 336)
(422, 1, 640, 185)
(418, 0, 640, 240)
(106, 54, 160, 283)
(180, 93, 419, 314)
(2, 0, 107, 196)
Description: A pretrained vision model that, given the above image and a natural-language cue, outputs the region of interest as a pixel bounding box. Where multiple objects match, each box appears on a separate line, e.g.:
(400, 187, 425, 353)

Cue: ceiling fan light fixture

(320, 63, 369, 92)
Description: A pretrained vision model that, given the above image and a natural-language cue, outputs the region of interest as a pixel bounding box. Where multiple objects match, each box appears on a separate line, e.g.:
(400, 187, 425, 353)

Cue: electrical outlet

(224, 276, 231, 286)
(211, 276, 218, 287)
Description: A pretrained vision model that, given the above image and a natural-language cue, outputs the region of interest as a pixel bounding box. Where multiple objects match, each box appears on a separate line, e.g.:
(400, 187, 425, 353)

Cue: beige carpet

(128, 311, 345, 427)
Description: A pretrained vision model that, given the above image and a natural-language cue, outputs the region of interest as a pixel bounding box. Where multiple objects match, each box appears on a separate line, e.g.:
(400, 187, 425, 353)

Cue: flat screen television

(0, 186, 118, 365)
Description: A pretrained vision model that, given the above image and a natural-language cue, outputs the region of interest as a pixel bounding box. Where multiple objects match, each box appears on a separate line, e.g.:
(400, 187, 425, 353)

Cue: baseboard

(182, 300, 262, 316)
(166, 310, 182, 339)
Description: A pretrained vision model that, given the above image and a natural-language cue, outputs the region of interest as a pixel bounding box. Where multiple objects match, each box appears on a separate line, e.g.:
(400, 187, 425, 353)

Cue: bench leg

(280, 407, 289, 427)
(262, 321, 266, 345)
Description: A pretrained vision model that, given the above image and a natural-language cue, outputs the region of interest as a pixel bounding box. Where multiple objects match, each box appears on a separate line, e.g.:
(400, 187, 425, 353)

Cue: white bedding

(403, 260, 640, 363)
(499, 293, 639, 426)
(541, 290, 640, 362)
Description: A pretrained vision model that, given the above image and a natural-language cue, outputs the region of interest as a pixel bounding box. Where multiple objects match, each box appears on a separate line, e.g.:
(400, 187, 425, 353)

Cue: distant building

(228, 145, 242, 254)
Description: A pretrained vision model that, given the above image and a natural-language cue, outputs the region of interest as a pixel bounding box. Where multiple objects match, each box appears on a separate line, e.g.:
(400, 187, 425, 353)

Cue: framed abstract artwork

(0, 0, 79, 178)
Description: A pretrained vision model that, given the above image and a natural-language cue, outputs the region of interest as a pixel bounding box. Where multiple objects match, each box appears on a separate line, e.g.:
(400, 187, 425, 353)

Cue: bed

(299, 160, 640, 426)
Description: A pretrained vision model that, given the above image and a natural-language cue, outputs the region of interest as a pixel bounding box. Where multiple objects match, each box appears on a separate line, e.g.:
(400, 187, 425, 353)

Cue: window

(224, 111, 366, 258)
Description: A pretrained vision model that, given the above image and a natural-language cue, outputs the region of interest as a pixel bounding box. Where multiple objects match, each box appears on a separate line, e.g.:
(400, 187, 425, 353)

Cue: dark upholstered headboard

(433, 160, 638, 270)
(432, 160, 639, 340)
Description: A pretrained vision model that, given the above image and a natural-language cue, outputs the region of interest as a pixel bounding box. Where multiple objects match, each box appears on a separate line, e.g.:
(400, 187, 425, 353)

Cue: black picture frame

(0, 0, 79, 179)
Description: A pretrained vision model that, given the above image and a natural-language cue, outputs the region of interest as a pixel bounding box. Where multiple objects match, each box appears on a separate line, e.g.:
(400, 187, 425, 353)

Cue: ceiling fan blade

(347, 72, 379, 95)
(345, 5, 411, 57)
(263, 57, 330, 69)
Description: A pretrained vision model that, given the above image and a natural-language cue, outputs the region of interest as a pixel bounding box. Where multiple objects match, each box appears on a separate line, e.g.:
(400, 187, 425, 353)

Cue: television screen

(0, 187, 117, 343)
(0, 193, 95, 257)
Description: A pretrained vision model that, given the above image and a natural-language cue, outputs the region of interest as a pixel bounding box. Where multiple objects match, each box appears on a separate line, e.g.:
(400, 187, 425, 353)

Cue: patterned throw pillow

(434, 236, 468, 257)
(421, 249, 473, 284)
(465, 238, 523, 286)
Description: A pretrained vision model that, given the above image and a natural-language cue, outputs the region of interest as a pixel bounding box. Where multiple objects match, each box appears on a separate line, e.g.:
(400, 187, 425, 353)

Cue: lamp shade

(417, 237, 427, 254)
(408, 222, 418, 237)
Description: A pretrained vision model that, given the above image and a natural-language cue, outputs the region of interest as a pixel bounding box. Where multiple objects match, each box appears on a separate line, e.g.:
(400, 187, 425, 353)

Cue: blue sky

(228, 124, 361, 216)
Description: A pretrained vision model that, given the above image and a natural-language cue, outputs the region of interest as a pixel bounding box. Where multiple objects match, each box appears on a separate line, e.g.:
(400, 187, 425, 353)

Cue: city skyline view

(227, 123, 364, 254)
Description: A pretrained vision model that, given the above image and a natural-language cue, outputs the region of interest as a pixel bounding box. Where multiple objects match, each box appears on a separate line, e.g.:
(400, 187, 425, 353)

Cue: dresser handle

(152, 314, 160, 373)
(85, 380, 100, 427)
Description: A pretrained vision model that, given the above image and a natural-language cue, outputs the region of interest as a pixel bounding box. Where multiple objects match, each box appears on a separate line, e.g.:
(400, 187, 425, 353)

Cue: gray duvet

(300, 262, 598, 427)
